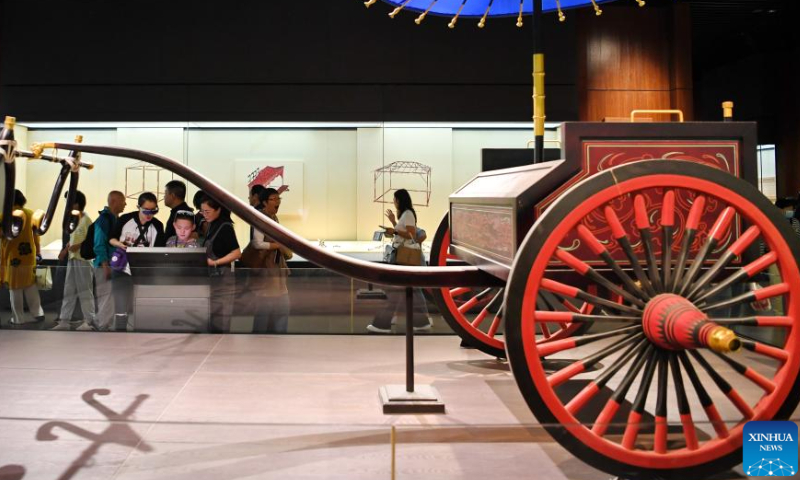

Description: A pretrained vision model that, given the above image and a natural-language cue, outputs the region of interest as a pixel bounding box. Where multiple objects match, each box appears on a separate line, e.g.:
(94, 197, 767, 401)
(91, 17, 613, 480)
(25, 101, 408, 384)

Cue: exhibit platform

(0, 331, 774, 480)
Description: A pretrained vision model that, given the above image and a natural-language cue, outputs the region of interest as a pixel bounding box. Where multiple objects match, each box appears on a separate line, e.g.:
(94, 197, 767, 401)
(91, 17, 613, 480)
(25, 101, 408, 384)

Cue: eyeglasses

(139, 207, 159, 215)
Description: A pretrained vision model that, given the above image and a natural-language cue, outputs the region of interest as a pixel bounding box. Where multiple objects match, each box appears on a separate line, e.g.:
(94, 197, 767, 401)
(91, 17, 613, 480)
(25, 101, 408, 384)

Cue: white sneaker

(76, 322, 93, 331)
(366, 324, 392, 334)
(49, 322, 71, 330)
(413, 318, 434, 333)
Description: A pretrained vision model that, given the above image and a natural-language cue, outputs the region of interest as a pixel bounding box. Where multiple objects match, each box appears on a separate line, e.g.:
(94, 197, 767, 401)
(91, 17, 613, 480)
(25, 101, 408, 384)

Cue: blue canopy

(377, 0, 619, 18)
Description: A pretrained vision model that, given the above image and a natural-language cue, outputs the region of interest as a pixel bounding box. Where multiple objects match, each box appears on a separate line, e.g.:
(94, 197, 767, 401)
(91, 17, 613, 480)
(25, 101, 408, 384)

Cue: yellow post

(722, 101, 734, 122)
(532, 53, 546, 159)
(391, 425, 396, 480)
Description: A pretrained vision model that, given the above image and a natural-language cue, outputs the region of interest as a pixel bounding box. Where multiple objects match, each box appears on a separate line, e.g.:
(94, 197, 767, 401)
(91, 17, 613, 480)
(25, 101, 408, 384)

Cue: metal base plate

(355, 288, 388, 300)
(379, 385, 446, 414)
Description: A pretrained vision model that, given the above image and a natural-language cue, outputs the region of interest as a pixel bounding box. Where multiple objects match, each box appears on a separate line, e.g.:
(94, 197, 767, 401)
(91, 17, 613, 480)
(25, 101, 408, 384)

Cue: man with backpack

(91, 191, 126, 331)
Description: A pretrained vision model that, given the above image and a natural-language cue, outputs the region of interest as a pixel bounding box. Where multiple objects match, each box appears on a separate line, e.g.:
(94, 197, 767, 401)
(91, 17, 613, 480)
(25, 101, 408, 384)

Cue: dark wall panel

(0, 0, 578, 122)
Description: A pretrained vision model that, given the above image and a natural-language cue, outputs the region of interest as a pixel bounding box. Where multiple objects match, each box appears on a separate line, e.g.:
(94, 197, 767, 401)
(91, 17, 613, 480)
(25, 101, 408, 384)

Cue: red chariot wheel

(504, 160, 800, 478)
(430, 213, 591, 358)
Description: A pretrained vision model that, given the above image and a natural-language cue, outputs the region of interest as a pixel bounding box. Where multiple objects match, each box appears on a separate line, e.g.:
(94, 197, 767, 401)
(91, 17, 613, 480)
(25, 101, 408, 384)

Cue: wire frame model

(125, 161, 174, 203)
(373, 161, 432, 207)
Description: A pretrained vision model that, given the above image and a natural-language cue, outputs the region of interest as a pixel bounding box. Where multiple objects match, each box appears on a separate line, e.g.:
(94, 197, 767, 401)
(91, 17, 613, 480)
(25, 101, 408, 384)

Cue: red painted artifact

(642, 294, 740, 352)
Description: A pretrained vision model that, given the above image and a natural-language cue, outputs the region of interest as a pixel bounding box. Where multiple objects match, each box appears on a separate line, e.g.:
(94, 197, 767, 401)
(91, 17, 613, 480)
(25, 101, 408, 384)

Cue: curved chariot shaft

(32, 142, 503, 289)
(18, 137, 90, 236)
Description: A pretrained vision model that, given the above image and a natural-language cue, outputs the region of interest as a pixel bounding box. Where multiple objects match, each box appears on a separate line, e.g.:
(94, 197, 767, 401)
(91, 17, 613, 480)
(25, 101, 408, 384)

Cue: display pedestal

(379, 287, 445, 414)
(356, 283, 387, 300)
(379, 384, 444, 414)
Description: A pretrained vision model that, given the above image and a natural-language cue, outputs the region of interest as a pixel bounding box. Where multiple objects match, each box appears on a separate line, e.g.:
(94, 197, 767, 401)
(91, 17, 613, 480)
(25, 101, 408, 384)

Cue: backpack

(80, 211, 113, 260)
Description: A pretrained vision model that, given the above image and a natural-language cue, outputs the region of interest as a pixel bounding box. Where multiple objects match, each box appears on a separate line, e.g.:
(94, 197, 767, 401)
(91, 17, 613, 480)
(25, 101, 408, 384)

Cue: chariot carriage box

(448, 121, 759, 278)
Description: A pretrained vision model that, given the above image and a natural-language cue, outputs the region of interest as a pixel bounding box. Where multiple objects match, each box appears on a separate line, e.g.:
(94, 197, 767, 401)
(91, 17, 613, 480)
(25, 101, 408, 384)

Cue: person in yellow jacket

(0, 190, 44, 325)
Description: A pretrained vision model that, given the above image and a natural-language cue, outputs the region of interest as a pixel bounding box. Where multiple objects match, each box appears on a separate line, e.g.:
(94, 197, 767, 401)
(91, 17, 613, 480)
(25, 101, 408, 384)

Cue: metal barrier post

(379, 287, 445, 413)
(406, 287, 414, 393)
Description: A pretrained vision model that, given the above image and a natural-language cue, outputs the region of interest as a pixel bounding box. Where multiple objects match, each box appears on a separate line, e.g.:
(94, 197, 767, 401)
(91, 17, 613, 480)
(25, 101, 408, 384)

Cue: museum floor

(0, 331, 774, 480)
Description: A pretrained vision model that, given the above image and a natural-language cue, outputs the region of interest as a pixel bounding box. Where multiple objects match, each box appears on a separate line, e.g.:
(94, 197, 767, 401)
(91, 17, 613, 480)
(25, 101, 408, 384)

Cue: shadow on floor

(35, 389, 152, 480)
(0, 465, 25, 480)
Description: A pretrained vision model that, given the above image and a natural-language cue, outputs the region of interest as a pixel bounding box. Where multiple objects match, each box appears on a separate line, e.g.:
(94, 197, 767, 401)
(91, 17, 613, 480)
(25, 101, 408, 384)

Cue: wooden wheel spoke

(565, 340, 646, 416)
(470, 307, 490, 328)
(548, 333, 645, 388)
(740, 338, 789, 363)
(622, 348, 660, 450)
(693, 252, 778, 304)
(534, 310, 640, 323)
(539, 290, 581, 313)
(701, 282, 788, 313)
(654, 351, 669, 454)
(456, 287, 495, 314)
(541, 278, 641, 316)
(486, 311, 502, 338)
(539, 321, 552, 339)
(668, 354, 699, 450)
(633, 195, 665, 293)
(677, 352, 730, 439)
(671, 195, 706, 292)
(661, 190, 676, 289)
(709, 350, 777, 393)
(708, 315, 792, 327)
(688, 350, 755, 419)
(473, 291, 504, 333)
(677, 206, 736, 296)
(449, 286, 471, 297)
(686, 225, 761, 301)
(604, 206, 656, 298)
(554, 248, 646, 308)
(562, 300, 582, 313)
(592, 344, 654, 437)
(577, 221, 652, 301)
(537, 325, 642, 359)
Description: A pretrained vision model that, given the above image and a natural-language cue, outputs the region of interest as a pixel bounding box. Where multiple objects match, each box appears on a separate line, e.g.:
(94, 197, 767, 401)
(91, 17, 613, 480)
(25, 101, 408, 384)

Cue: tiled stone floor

(0, 331, 790, 480)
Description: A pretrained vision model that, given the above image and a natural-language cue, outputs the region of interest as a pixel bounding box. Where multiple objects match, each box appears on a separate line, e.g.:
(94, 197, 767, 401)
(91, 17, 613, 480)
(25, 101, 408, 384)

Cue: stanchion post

(379, 286, 445, 413)
(406, 287, 414, 393)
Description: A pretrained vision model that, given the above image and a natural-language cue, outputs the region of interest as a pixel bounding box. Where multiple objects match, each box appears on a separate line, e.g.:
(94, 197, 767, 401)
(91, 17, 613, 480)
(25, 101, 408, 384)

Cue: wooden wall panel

(578, 4, 693, 122)
(669, 3, 694, 121)
(776, 44, 800, 198)
(581, 8, 670, 91)
(583, 91, 673, 123)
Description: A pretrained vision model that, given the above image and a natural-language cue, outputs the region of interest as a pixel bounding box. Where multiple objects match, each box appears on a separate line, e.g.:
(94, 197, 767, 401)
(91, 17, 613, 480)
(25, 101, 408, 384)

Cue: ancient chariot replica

(2, 111, 798, 479)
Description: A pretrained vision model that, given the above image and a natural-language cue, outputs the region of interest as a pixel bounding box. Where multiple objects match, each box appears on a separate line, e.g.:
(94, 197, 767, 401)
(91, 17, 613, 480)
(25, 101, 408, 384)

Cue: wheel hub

(642, 293, 741, 353)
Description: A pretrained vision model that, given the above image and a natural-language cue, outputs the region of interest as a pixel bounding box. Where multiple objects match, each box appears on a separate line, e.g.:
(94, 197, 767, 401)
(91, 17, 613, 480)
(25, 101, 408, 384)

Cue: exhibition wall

(15, 124, 556, 249)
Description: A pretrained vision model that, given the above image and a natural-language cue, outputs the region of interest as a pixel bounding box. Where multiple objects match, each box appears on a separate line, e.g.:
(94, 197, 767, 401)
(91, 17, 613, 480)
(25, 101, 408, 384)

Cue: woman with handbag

(201, 196, 241, 333)
(367, 189, 431, 334)
(242, 188, 292, 333)
(0, 190, 44, 326)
